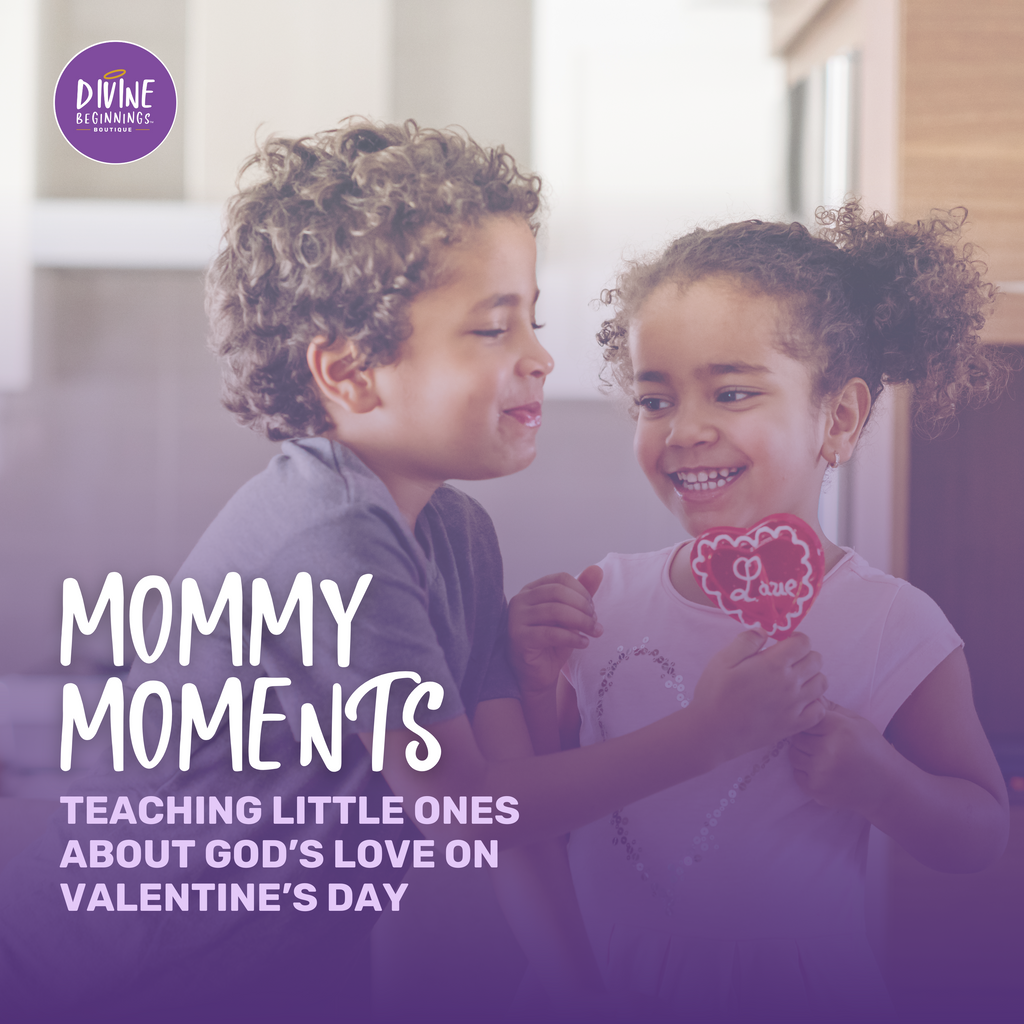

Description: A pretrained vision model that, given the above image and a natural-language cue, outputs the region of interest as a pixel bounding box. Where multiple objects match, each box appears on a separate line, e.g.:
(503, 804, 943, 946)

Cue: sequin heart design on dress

(689, 513, 825, 638)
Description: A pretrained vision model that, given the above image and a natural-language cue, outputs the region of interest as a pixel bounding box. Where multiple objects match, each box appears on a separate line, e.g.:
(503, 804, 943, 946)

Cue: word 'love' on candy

(689, 513, 825, 638)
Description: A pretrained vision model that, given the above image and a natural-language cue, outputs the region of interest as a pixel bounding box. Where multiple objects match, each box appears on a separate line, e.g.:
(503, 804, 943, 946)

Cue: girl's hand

(689, 630, 828, 763)
(508, 566, 603, 695)
(787, 700, 895, 813)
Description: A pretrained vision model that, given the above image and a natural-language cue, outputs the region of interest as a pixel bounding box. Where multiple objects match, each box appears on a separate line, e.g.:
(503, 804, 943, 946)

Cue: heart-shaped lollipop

(689, 513, 825, 638)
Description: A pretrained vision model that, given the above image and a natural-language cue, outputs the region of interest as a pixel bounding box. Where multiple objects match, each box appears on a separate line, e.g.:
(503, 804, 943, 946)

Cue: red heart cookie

(689, 513, 825, 638)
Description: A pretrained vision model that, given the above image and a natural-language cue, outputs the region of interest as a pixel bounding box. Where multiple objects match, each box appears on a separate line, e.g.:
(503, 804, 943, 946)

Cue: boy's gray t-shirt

(170, 435, 519, 727)
(0, 437, 519, 1016)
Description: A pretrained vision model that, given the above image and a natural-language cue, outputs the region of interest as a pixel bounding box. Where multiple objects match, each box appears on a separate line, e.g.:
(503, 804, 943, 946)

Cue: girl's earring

(833, 452, 841, 469)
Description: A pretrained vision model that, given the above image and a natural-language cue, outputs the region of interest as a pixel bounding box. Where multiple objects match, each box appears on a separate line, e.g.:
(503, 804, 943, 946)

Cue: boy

(0, 121, 825, 1022)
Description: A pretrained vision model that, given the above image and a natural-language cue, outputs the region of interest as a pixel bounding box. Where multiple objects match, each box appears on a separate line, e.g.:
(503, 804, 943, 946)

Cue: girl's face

(630, 276, 830, 539)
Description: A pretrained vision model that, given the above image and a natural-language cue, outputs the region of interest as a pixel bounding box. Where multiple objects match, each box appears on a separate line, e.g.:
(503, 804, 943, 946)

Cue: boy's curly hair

(597, 203, 1009, 433)
(207, 119, 543, 440)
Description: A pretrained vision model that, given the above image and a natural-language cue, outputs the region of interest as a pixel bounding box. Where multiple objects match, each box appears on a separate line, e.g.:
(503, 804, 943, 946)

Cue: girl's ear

(822, 377, 872, 465)
(306, 336, 381, 415)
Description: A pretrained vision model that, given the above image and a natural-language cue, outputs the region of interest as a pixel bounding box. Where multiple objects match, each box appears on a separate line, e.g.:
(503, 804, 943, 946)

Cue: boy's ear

(822, 377, 872, 464)
(306, 336, 380, 414)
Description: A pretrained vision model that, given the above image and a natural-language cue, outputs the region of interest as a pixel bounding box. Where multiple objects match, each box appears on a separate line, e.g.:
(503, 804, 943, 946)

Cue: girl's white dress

(564, 545, 961, 1023)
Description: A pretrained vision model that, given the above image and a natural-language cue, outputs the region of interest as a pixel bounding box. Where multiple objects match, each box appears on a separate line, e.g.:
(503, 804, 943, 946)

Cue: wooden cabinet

(773, 0, 1024, 335)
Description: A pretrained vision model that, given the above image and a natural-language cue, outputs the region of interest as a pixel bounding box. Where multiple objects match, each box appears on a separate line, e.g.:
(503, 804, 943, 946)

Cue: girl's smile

(669, 465, 746, 496)
(630, 276, 833, 543)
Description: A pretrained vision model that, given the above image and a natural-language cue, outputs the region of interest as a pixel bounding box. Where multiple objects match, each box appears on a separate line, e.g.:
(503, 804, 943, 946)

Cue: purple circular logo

(53, 40, 176, 164)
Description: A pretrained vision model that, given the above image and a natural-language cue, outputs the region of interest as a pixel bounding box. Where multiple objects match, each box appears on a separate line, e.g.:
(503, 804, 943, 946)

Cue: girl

(509, 205, 1010, 1022)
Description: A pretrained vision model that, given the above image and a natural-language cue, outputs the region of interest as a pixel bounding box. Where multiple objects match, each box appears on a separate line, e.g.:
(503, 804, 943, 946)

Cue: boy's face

(341, 216, 552, 499)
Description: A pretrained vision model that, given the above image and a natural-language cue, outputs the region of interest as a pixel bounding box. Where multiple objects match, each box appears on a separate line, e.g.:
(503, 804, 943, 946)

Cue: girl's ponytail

(819, 203, 1010, 433)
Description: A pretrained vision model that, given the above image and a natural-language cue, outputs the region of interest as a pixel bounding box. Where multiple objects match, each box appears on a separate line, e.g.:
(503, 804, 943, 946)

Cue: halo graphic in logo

(54, 40, 176, 164)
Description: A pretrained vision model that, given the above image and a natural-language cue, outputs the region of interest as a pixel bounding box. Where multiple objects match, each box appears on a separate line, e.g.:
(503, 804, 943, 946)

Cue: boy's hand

(689, 631, 828, 764)
(788, 700, 895, 814)
(509, 566, 603, 694)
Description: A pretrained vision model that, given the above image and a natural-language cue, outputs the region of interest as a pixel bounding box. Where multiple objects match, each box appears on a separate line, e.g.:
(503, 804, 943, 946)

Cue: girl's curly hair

(207, 119, 543, 440)
(597, 203, 1009, 433)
